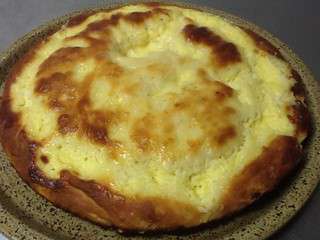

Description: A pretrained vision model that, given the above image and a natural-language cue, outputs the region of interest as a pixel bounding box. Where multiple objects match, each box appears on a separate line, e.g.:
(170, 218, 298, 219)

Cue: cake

(0, 3, 310, 230)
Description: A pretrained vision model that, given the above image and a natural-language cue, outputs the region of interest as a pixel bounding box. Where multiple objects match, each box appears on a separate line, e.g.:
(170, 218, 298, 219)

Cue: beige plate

(0, 1, 319, 239)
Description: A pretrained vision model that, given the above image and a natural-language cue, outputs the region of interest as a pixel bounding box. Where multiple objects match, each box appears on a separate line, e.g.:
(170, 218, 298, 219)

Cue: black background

(0, 1, 319, 239)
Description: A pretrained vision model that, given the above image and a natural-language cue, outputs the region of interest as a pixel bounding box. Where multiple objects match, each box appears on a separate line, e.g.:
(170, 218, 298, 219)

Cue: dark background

(0, 1, 319, 239)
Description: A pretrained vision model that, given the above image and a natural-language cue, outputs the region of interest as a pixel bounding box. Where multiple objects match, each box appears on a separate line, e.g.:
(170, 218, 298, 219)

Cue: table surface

(0, 1, 319, 239)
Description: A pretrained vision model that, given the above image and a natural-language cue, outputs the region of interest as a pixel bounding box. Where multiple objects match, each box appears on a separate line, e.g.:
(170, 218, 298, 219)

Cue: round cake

(0, 3, 310, 231)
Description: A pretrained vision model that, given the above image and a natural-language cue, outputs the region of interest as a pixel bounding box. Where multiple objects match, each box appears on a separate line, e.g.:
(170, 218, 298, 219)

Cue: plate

(0, 1, 319, 239)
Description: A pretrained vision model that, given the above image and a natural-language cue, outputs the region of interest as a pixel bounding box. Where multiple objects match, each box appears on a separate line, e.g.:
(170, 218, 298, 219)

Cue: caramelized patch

(213, 82, 233, 101)
(290, 69, 306, 99)
(34, 18, 127, 156)
(183, 24, 241, 66)
(86, 14, 122, 32)
(130, 114, 178, 156)
(219, 136, 301, 217)
(128, 70, 239, 157)
(58, 114, 79, 134)
(29, 164, 63, 189)
(131, 116, 154, 152)
(215, 126, 236, 146)
(124, 8, 168, 24)
(67, 12, 93, 27)
(287, 101, 310, 138)
(243, 28, 284, 60)
(35, 71, 121, 155)
(82, 8, 167, 34)
(34, 10, 148, 154)
(79, 107, 122, 147)
(124, 11, 153, 24)
(83, 123, 110, 145)
(36, 72, 79, 111)
(37, 47, 86, 77)
(36, 72, 68, 93)
(40, 155, 49, 164)
(286, 69, 310, 138)
(0, 105, 61, 189)
(188, 139, 203, 153)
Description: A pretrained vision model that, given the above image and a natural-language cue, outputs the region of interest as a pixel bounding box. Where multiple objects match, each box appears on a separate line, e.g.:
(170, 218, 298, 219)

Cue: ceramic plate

(0, 1, 319, 240)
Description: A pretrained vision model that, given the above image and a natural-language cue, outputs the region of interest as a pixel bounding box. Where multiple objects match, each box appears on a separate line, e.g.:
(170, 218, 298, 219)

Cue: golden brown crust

(287, 69, 311, 139)
(0, 36, 44, 183)
(67, 12, 94, 27)
(34, 183, 111, 225)
(243, 27, 310, 139)
(287, 101, 310, 140)
(60, 170, 201, 230)
(218, 136, 301, 217)
(291, 69, 306, 99)
(243, 28, 285, 60)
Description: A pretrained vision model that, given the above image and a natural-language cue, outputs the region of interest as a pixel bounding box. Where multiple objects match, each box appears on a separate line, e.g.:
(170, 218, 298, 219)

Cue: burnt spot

(287, 101, 311, 137)
(83, 124, 109, 145)
(40, 155, 49, 164)
(124, 11, 153, 24)
(58, 114, 79, 134)
(124, 9, 168, 24)
(29, 164, 63, 189)
(243, 28, 284, 60)
(67, 12, 93, 27)
(287, 69, 310, 138)
(86, 13, 122, 32)
(183, 24, 241, 66)
(290, 69, 306, 98)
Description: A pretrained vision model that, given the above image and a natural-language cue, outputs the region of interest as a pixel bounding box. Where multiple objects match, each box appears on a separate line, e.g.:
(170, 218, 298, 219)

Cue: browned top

(291, 69, 307, 99)
(67, 12, 94, 27)
(0, 4, 311, 231)
(0, 108, 201, 229)
(59, 170, 201, 229)
(218, 135, 301, 217)
(243, 28, 285, 60)
(183, 24, 242, 66)
(30, 9, 241, 160)
(287, 69, 311, 139)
